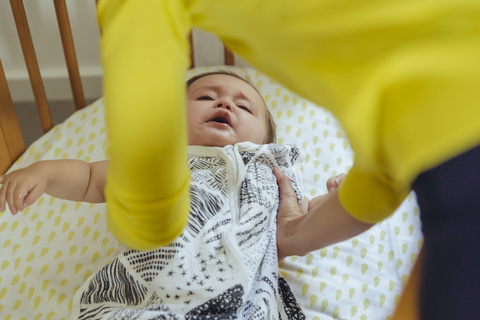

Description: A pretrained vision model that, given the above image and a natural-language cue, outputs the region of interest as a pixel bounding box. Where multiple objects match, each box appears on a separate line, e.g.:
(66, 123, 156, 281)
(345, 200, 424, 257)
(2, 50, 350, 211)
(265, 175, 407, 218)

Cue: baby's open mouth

(208, 112, 232, 127)
(210, 116, 229, 124)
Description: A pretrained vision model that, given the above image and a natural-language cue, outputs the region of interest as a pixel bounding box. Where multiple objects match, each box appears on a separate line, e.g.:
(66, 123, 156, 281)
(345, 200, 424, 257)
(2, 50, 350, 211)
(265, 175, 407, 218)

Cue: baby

(0, 72, 343, 319)
(0, 71, 341, 215)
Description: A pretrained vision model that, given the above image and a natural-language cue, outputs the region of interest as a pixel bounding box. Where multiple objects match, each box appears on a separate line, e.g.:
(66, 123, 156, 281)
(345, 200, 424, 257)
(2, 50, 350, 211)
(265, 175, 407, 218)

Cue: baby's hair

(187, 71, 277, 144)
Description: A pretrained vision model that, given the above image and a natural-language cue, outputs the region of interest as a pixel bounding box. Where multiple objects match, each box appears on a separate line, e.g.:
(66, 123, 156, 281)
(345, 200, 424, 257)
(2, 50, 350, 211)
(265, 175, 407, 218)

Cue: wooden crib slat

(189, 32, 195, 68)
(0, 130, 12, 175)
(224, 46, 235, 66)
(54, 0, 86, 111)
(0, 59, 25, 175)
(392, 247, 423, 320)
(189, 29, 235, 68)
(10, 0, 53, 133)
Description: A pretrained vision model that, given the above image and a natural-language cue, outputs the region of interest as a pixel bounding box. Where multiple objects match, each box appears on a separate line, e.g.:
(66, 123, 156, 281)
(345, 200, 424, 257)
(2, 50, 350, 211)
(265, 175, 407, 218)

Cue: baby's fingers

(14, 187, 28, 214)
(4, 181, 27, 215)
(22, 184, 45, 209)
(11, 181, 44, 214)
(327, 173, 347, 192)
(5, 180, 20, 214)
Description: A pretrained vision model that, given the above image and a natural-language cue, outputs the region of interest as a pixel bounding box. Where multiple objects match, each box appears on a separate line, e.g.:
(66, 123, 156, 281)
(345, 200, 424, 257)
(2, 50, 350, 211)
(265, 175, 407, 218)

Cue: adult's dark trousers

(412, 144, 480, 319)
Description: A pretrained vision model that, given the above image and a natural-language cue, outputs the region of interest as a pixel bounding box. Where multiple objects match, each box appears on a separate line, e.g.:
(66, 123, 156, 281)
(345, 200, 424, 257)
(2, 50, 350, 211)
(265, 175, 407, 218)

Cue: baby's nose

(216, 102, 232, 111)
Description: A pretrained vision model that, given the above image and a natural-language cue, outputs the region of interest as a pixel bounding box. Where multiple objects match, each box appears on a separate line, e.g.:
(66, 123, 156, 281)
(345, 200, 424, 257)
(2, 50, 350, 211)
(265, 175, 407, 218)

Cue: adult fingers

(273, 166, 304, 225)
(274, 167, 300, 261)
(273, 167, 297, 204)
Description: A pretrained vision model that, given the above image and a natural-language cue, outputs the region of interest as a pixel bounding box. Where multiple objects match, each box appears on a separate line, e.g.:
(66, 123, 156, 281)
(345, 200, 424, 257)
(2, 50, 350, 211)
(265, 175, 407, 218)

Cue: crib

(0, 1, 422, 319)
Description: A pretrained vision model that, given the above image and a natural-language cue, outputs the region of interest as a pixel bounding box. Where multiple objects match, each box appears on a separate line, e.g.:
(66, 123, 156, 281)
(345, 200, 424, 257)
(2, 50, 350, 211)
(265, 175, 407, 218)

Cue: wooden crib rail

(10, 0, 86, 134)
(10, 0, 54, 134)
(223, 45, 235, 66)
(53, 0, 87, 111)
(1, 0, 86, 174)
(0, 59, 25, 175)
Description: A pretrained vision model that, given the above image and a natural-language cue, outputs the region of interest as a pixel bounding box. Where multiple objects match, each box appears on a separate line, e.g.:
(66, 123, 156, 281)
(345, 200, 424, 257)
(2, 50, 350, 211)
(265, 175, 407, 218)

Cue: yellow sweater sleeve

(97, 0, 191, 250)
(187, 0, 480, 223)
(337, 164, 409, 223)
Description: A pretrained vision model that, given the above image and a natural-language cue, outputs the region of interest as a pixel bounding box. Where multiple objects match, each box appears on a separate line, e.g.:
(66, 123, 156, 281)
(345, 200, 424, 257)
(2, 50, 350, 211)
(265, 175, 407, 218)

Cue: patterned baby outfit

(70, 143, 306, 319)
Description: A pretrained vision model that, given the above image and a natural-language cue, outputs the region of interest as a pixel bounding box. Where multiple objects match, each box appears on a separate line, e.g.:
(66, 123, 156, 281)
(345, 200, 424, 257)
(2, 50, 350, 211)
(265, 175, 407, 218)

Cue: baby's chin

(188, 134, 238, 147)
(188, 139, 254, 147)
(188, 131, 264, 147)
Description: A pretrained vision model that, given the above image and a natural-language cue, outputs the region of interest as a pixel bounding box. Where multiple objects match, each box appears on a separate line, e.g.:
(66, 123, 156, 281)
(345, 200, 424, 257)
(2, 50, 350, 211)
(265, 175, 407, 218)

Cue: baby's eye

(197, 95, 213, 101)
(238, 105, 253, 114)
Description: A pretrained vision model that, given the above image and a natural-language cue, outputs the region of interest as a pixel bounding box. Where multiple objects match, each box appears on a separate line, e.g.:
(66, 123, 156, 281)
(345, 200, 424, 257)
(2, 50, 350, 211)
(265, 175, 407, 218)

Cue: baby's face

(186, 74, 268, 147)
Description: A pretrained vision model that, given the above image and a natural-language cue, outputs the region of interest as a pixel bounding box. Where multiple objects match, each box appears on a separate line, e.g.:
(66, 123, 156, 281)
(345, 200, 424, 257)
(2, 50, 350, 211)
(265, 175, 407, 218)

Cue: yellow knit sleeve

(338, 164, 409, 224)
(97, 0, 191, 250)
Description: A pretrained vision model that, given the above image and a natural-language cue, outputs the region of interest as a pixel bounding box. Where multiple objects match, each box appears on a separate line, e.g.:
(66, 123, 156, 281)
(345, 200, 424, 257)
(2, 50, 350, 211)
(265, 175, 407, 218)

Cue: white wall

(0, 1, 248, 103)
(191, 28, 250, 69)
(0, 0, 103, 102)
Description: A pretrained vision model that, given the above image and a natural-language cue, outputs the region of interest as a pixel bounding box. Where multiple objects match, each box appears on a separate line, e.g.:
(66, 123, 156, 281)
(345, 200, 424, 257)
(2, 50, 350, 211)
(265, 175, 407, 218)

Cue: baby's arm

(0, 160, 109, 214)
(304, 173, 347, 210)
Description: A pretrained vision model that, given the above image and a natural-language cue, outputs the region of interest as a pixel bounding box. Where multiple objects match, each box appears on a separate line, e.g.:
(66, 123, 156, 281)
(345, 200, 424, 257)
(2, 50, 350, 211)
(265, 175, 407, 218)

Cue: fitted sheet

(0, 66, 422, 319)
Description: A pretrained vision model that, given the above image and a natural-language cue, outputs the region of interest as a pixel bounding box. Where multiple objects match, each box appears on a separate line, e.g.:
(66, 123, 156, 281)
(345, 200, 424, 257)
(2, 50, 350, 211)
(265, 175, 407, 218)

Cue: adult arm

(97, 0, 192, 250)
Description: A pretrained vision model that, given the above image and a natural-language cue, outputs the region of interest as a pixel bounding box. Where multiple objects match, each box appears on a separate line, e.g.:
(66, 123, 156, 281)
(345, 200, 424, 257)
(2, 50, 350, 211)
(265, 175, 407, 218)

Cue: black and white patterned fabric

(70, 142, 306, 320)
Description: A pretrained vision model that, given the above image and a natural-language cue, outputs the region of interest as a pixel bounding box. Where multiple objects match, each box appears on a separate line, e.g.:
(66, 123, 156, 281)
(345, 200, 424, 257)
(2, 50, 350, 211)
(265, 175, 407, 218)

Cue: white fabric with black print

(70, 142, 306, 320)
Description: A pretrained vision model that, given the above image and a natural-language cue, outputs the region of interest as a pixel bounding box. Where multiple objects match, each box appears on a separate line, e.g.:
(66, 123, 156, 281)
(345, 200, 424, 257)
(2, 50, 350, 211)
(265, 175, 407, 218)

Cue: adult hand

(274, 169, 358, 262)
(273, 166, 306, 261)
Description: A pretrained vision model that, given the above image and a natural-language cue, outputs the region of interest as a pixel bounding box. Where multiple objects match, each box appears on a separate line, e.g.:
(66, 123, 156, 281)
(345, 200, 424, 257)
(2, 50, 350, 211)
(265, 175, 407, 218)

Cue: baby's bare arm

(306, 173, 347, 210)
(0, 160, 109, 214)
(44, 160, 108, 203)
(275, 171, 369, 261)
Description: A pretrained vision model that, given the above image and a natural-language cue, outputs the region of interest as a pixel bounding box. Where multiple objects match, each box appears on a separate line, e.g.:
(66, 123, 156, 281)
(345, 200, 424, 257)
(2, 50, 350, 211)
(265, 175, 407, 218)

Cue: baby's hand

(326, 173, 346, 193)
(0, 164, 47, 215)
